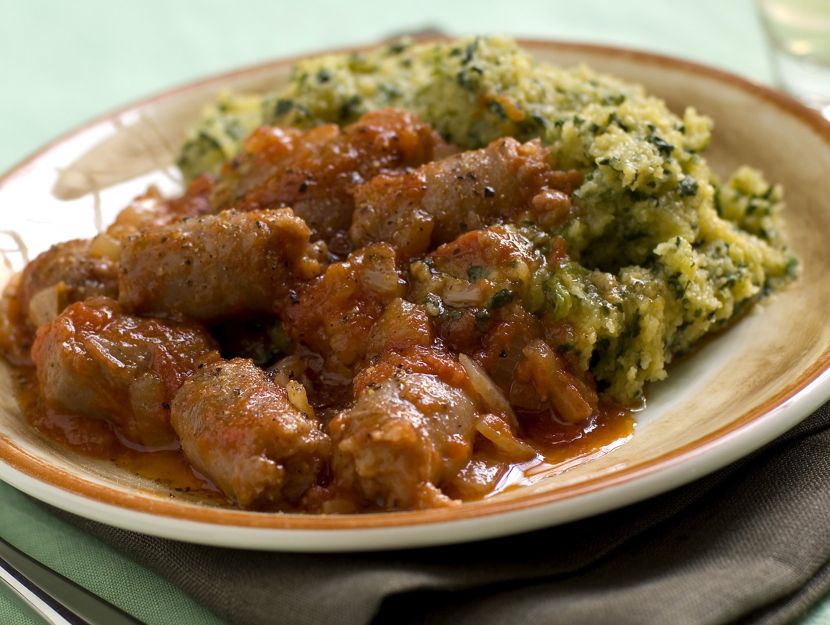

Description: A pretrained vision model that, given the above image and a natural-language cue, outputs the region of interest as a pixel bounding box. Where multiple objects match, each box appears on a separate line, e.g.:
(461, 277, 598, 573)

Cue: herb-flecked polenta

(176, 37, 797, 401)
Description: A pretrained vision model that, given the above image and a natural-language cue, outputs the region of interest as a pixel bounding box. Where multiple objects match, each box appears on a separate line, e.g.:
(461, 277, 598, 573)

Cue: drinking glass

(755, 0, 830, 120)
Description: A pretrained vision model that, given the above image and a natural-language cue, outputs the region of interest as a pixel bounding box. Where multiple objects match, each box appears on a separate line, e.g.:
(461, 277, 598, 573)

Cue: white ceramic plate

(0, 40, 829, 552)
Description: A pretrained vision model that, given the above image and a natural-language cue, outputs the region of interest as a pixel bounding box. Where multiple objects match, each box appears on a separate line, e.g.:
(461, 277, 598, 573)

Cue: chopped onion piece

(520, 339, 595, 423)
(268, 354, 307, 387)
(286, 379, 315, 419)
(449, 458, 505, 499)
(362, 267, 402, 296)
(476, 413, 536, 461)
(89, 233, 121, 261)
(27, 283, 67, 327)
(442, 283, 485, 306)
(459, 353, 516, 427)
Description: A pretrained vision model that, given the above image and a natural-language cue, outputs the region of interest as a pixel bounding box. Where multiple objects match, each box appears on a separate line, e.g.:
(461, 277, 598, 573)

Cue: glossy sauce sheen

(497, 404, 635, 494)
(13, 365, 632, 504)
(3, 108, 643, 513)
(13, 367, 227, 505)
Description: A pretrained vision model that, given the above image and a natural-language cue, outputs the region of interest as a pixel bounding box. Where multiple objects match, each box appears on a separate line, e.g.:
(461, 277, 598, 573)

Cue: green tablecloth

(0, 1, 827, 623)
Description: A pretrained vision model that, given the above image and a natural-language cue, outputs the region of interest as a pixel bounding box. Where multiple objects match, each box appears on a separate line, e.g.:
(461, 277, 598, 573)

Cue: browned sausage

(20, 239, 118, 327)
(330, 351, 479, 509)
(118, 208, 323, 322)
(210, 108, 449, 250)
(171, 358, 330, 508)
(31, 297, 218, 448)
(350, 137, 579, 258)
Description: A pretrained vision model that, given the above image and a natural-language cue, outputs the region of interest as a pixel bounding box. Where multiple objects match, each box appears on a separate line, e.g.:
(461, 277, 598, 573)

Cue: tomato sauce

(13, 361, 634, 505)
(13, 366, 227, 504)
(493, 403, 635, 495)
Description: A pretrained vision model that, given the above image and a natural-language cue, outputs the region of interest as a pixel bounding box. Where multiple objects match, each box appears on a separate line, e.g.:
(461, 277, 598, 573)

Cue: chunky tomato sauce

(14, 366, 226, 502)
(14, 363, 633, 506)
(2, 107, 640, 513)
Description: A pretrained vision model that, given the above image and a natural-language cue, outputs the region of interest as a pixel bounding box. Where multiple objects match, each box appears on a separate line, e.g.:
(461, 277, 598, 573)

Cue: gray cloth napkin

(57, 400, 830, 625)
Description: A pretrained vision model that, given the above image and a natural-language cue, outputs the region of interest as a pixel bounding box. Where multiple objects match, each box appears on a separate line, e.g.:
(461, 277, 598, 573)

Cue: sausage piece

(210, 108, 449, 249)
(330, 362, 479, 510)
(31, 297, 218, 448)
(350, 137, 579, 258)
(171, 358, 330, 508)
(20, 239, 118, 327)
(118, 208, 323, 322)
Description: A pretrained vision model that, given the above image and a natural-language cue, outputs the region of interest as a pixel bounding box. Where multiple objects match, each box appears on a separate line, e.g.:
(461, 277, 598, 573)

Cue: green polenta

(176, 37, 797, 401)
